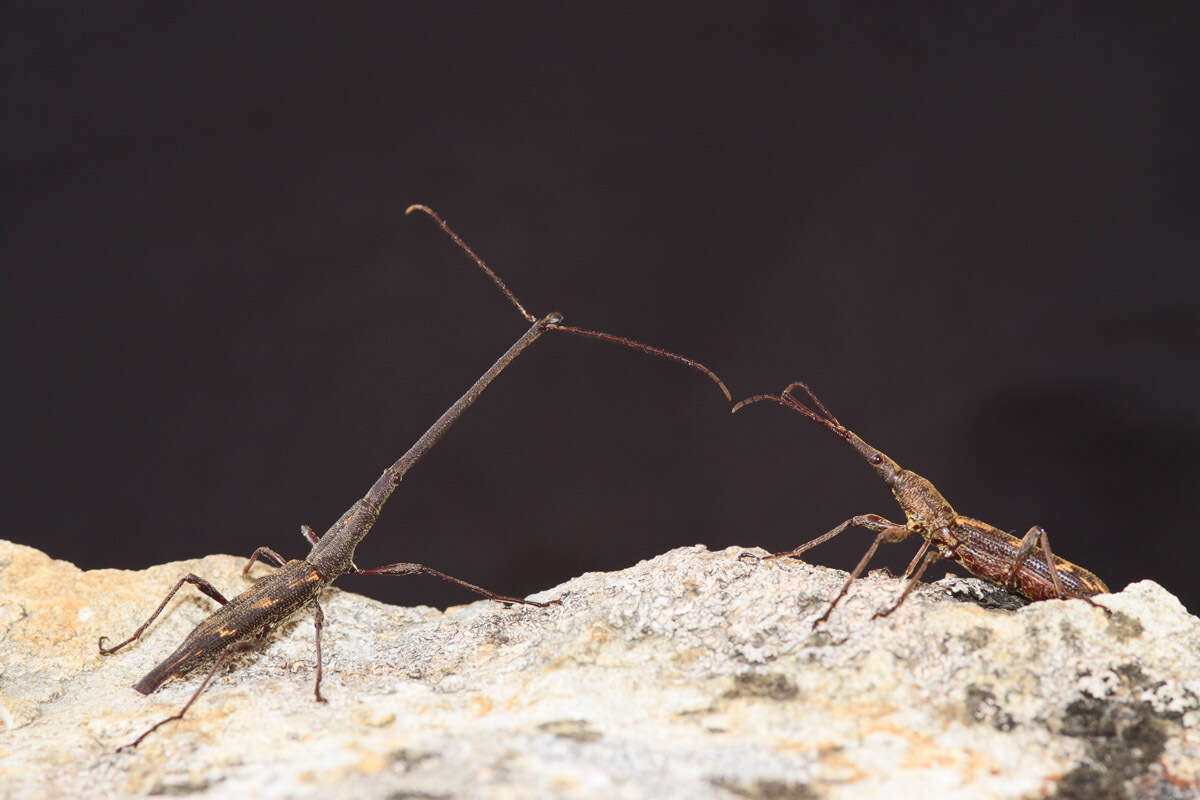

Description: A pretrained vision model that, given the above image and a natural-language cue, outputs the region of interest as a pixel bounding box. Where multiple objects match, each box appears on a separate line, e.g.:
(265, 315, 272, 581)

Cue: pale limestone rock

(1, 538, 1197, 799)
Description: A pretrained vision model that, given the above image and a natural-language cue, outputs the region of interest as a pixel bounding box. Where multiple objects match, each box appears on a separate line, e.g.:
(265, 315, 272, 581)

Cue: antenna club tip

(404, 204, 428, 216)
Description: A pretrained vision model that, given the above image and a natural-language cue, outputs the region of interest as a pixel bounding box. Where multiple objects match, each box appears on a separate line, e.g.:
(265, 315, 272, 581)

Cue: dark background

(5, 4, 1197, 613)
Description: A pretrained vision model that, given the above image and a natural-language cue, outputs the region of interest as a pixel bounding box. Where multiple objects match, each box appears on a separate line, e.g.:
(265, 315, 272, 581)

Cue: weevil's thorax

(306, 500, 379, 583)
(889, 469, 957, 533)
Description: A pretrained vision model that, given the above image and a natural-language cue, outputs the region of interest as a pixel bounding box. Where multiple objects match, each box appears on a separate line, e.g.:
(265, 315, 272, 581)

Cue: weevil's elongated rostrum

(99, 205, 730, 751)
(734, 382, 1109, 627)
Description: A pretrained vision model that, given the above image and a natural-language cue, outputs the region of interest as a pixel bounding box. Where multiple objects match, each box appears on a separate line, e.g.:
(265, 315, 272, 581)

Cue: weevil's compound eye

(870, 454, 883, 464)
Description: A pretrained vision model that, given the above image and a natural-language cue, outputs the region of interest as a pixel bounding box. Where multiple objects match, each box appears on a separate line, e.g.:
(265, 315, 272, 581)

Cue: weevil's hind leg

(311, 597, 327, 703)
(812, 521, 911, 628)
(116, 639, 257, 752)
(763, 514, 904, 562)
(242, 546, 288, 579)
(1002, 526, 1057, 595)
(353, 562, 560, 607)
(1005, 526, 1109, 612)
(872, 547, 941, 619)
(98, 575, 230, 655)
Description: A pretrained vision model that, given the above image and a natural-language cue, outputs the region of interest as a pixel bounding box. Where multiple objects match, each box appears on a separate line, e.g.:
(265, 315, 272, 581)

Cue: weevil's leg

(242, 546, 288, 578)
(812, 522, 911, 627)
(901, 538, 933, 580)
(1005, 526, 1109, 611)
(116, 639, 257, 752)
(1003, 525, 1068, 600)
(311, 598, 327, 703)
(872, 547, 941, 619)
(1003, 526, 1040, 588)
(764, 513, 904, 561)
(98, 575, 230, 655)
(353, 562, 560, 607)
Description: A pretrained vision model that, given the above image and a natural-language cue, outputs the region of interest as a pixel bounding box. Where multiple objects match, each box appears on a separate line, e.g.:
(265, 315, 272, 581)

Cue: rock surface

(1, 538, 1198, 799)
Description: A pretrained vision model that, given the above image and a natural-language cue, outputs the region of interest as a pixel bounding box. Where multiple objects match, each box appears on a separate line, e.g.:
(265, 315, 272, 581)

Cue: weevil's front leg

(764, 513, 905, 561)
(242, 546, 288, 578)
(812, 519, 911, 627)
(353, 562, 560, 607)
(116, 638, 258, 752)
(98, 575, 230, 655)
(311, 597, 327, 703)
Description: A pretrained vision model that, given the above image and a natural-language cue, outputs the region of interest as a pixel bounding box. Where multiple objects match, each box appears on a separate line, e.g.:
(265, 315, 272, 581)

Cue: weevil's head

(839, 429, 903, 485)
(837, 427, 957, 529)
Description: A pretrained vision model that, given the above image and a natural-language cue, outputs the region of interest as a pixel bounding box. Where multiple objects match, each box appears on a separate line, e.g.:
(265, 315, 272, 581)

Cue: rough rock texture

(1, 538, 1198, 799)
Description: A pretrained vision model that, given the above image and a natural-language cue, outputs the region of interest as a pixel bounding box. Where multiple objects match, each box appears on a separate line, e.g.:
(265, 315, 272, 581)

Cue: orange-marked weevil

(97, 205, 730, 750)
(733, 382, 1110, 627)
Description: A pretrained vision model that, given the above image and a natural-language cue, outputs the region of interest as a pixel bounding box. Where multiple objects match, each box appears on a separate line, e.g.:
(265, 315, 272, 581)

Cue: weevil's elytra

(733, 380, 1109, 627)
(132, 561, 321, 695)
(98, 205, 730, 751)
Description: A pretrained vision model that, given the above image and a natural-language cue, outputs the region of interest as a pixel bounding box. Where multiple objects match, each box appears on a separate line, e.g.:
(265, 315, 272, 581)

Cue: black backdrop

(6, 4, 1198, 613)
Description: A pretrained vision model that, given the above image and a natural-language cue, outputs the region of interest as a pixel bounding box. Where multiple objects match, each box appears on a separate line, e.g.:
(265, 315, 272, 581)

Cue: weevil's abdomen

(133, 560, 322, 694)
(951, 517, 1109, 601)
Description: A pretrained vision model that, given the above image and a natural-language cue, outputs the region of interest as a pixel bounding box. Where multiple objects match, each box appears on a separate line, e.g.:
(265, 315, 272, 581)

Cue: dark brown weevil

(99, 205, 729, 750)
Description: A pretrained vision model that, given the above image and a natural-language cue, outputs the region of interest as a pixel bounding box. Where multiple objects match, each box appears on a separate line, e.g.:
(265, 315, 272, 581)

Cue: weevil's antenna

(546, 321, 730, 401)
(733, 390, 843, 438)
(780, 381, 841, 427)
(407, 204, 732, 401)
(405, 204, 536, 323)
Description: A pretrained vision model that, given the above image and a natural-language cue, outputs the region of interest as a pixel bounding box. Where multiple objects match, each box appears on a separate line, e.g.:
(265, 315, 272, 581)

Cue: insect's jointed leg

(873, 547, 941, 619)
(901, 538, 932, 580)
(311, 597, 327, 703)
(301, 525, 319, 547)
(1003, 525, 1066, 599)
(242, 546, 288, 578)
(812, 519, 911, 627)
(354, 562, 560, 607)
(98, 574, 231, 655)
(1006, 526, 1110, 611)
(118, 638, 258, 751)
(767, 513, 905, 561)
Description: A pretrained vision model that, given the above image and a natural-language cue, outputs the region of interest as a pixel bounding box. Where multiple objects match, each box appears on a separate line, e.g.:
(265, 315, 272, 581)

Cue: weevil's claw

(737, 551, 762, 564)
